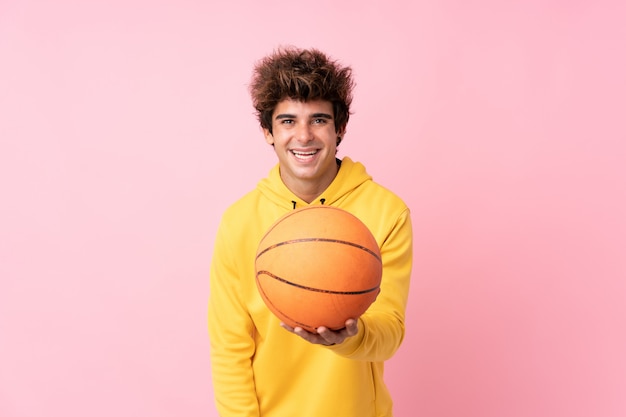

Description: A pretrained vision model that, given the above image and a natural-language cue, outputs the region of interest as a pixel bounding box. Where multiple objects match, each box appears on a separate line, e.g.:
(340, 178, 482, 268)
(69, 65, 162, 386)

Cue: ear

(336, 127, 346, 145)
(263, 128, 274, 145)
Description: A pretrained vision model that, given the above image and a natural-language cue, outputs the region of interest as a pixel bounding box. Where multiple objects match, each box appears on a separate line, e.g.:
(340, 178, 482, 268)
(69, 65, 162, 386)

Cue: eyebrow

(274, 113, 333, 120)
(311, 113, 333, 119)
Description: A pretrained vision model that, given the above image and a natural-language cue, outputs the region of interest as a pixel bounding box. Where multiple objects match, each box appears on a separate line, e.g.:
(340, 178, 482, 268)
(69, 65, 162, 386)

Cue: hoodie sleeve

(329, 207, 413, 361)
(208, 219, 260, 417)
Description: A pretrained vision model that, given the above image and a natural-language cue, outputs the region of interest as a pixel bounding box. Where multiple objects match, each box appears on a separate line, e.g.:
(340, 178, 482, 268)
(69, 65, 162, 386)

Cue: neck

(282, 161, 339, 204)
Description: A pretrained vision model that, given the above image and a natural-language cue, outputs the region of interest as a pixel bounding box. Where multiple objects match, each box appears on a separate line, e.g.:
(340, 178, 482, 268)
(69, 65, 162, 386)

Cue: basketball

(255, 206, 382, 333)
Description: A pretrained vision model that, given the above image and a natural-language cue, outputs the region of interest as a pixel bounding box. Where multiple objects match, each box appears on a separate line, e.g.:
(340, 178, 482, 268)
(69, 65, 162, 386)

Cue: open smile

(291, 150, 319, 162)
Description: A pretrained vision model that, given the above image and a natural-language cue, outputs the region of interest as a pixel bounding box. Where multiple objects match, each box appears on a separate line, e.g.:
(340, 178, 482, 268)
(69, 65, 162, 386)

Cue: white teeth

(292, 150, 317, 160)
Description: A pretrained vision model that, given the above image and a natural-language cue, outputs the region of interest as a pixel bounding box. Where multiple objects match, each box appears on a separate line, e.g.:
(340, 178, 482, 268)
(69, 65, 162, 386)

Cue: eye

(312, 118, 327, 124)
(281, 119, 294, 125)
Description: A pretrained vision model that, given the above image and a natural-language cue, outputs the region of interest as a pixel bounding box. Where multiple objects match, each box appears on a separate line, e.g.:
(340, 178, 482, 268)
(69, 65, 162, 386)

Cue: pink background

(1, 1, 625, 416)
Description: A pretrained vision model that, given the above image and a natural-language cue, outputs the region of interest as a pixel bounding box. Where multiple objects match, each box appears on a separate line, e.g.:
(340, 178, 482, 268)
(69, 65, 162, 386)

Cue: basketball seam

(256, 271, 380, 295)
(256, 238, 382, 262)
(256, 281, 317, 330)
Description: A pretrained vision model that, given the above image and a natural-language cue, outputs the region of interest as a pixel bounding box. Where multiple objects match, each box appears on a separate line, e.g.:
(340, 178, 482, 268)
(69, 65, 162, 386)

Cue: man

(208, 46, 413, 417)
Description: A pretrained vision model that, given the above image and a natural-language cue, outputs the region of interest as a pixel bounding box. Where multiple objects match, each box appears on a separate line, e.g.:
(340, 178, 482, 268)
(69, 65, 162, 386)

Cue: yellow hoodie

(208, 157, 413, 417)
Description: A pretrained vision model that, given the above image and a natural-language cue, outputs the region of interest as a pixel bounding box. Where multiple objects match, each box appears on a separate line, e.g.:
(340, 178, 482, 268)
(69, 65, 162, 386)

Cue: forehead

(273, 98, 334, 117)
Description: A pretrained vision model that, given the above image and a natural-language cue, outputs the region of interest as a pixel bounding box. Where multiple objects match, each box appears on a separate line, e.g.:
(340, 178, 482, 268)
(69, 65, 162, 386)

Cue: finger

(294, 327, 318, 342)
(344, 319, 359, 336)
(316, 326, 341, 345)
(315, 326, 335, 345)
(280, 322, 295, 333)
(300, 328, 332, 345)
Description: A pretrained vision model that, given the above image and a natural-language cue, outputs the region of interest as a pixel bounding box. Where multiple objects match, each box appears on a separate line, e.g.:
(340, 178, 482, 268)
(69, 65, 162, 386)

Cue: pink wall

(1, 1, 625, 416)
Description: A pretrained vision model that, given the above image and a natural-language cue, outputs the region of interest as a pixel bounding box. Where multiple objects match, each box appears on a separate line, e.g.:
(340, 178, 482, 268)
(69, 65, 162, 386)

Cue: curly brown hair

(249, 46, 355, 136)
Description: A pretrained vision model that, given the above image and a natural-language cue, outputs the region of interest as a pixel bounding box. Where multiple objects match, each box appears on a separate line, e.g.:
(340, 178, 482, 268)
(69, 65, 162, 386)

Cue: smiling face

(264, 98, 344, 203)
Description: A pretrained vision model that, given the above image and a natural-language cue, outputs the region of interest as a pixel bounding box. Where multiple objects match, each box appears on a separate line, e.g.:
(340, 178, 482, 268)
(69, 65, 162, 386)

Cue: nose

(294, 122, 313, 143)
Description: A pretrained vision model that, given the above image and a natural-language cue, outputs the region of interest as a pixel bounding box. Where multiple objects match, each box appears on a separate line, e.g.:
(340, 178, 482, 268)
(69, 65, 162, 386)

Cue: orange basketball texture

(255, 206, 382, 332)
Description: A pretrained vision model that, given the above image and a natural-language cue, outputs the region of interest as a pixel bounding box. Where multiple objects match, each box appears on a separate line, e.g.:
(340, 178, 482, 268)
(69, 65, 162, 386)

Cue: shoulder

(355, 179, 410, 214)
(216, 189, 263, 234)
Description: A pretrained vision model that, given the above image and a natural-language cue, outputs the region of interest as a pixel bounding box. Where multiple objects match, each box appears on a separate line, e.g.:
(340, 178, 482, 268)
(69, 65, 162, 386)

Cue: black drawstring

(292, 199, 325, 209)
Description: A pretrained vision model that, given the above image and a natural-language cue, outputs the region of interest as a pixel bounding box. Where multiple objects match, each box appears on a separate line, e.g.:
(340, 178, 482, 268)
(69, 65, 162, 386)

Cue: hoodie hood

(256, 157, 372, 210)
